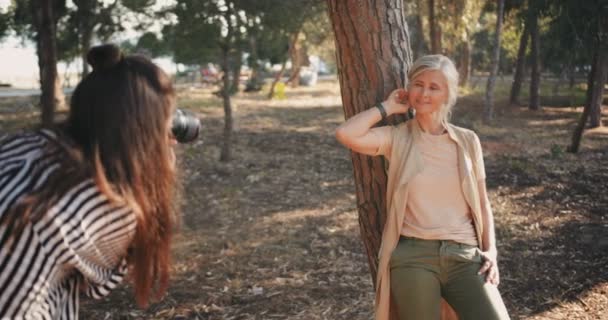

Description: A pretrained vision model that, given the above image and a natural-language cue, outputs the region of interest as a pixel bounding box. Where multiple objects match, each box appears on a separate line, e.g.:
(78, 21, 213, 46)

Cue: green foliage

(0, 11, 10, 40)
(164, 0, 325, 68)
(136, 32, 171, 57)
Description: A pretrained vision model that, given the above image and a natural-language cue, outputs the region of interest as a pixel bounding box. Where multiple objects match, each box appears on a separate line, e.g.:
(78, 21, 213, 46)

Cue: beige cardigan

(374, 120, 486, 320)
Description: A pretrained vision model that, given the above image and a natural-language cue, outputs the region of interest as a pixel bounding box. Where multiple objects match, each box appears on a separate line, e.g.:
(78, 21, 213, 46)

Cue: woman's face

(407, 70, 449, 116)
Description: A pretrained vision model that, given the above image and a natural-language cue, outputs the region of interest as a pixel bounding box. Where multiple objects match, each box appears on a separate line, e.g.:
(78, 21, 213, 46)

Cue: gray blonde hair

(407, 54, 459, 125)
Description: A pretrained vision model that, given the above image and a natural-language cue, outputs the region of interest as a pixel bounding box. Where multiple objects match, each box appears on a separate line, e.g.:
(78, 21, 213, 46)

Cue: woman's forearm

(335, 106, 383, 141)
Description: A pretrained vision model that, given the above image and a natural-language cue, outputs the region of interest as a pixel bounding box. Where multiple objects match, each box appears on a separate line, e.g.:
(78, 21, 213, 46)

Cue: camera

(172, 109, 201, 143)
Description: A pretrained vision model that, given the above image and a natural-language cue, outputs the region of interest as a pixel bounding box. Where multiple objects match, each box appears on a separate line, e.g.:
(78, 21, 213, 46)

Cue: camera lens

(172, 109, 201, 143)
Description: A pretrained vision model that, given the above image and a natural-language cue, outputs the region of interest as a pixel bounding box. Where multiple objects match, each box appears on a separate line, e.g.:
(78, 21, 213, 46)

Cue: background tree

(509, 11, 529, 105)
(568, 0, 608, 151)
(428, 0, 441, 54)
(34, 0, 60, 127)
(483, 0, 505, 122)
(167, 0, 248, 161)
(527, 3, 541, 111)
(10, 0, 67, 124)
(403, 0, 428, 59)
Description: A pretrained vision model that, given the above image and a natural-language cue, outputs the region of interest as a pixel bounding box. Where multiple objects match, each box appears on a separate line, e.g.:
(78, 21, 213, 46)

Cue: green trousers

(389, 237, 510, 320)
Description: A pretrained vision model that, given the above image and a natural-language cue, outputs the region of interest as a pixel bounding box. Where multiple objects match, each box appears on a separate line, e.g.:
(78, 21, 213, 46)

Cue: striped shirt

(0, 130, 137, 320)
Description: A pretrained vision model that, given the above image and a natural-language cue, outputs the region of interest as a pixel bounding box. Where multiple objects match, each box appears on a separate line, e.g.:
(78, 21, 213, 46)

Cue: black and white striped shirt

(0, 130, 136, 319)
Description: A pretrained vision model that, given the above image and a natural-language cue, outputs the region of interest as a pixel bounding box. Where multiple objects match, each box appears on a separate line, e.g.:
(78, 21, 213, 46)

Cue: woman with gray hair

(335, 55, 510, 320)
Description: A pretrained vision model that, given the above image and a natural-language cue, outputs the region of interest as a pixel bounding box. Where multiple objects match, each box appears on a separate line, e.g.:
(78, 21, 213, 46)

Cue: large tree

(527, 5, 541, 111)
(35, 0, 60, 127)
(568, 0, 608, 151)
(509, 3, 530, 106)
(327, 1, 455, 319)
(10, 0, 67, 123)
(168, 0, 257, 161)
(483, 0, 505, 122)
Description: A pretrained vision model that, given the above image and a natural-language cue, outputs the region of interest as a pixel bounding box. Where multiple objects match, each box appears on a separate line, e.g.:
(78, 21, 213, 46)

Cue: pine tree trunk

(459, 38, 471, 86)
(75, 0, 95, 78)
(510, 19, 529, 105)
(529, 11, 541, 110)
(245, 33, 262, 92)
(287, 31, 302, 87)
(231, 50, 242, 94)
(220, 46, 233, 162)
(588, 53, 607, 128)
(80, 24, 92, 78)
(35, 0, 59, 127)
(569, 48, 602, 152)
(412, 0, 427, 59)
(483, 0, 504, 123)
(428, 0, 441, 54)
(267, 59, 287, 99)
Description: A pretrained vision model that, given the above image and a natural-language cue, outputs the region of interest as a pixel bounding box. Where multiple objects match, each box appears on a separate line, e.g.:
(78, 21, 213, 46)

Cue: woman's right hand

(383, 88, 409, 116)
(335, 88, 409, 157)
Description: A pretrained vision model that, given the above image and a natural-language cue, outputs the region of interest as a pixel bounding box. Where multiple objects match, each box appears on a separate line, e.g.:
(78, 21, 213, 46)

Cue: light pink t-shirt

(401, 130, 478, 246)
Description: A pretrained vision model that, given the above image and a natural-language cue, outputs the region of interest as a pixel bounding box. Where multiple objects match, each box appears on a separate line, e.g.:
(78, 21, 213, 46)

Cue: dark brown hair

(6, 44, 177, 307)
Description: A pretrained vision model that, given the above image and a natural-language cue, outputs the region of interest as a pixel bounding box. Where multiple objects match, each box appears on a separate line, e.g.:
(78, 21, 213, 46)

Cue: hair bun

(87, 44, 123, 71)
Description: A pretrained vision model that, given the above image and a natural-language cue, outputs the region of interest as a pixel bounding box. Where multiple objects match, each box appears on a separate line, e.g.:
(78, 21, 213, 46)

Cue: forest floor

(0, 78, 606, 319)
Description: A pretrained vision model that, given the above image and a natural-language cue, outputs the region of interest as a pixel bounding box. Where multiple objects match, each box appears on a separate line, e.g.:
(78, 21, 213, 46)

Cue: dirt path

(1, 81, 606, 319)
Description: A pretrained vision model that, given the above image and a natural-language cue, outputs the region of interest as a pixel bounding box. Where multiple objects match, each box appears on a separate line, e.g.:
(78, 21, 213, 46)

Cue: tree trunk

(287, 31, 302, 87)
(510, 18, 529, 106)
(245, 33, 262, 92)
(568, 63, 577, 106)
(588, 52, 607, 128)
(75, 0, 95, 78)
(528, 10, 541, 110)
(411, 0, 427, 59)
(552, 64, 567, 96)
(267, 58, 287, 99)
(568, 45, 607, 152)
(327, 1, 456, 319)
(231, 50, 242, 94)
(483, 0, 504, 123)
(428, 0, 441, 54)
(80, 24, 92, 78)
(220, 46, 233, 162)
(34, 0, 60, 127)
(459, 38, 471, 86)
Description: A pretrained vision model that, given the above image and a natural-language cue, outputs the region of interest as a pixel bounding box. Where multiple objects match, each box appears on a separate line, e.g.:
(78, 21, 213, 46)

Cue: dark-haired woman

(0, 44, 179, 319)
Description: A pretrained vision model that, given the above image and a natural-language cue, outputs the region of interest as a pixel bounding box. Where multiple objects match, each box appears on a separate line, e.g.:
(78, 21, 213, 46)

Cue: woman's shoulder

(0, 129, 60, 154)
(447, 123, 479, 142)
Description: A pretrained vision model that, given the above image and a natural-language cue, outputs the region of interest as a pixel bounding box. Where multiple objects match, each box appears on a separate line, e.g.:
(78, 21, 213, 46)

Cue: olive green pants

(390, 237, 510, 320)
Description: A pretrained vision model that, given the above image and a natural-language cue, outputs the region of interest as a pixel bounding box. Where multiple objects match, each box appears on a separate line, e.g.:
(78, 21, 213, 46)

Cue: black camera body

(172, 109, 201, 143)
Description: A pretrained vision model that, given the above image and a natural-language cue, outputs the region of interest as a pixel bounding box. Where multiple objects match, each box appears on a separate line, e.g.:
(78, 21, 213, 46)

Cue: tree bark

(589, 54, 607, 127)
(509, 18, 529, 106)
(267, 58, 287, 99)
(528, 10, 541, 110)
(34, 0, 60, 127)
(568, 46, 607, 152)
(287, 31, 302, 87)
(483, 0, 504, 123)
(220, 45, 233, 162)
(245, 32, 262, 92)
(231, 49, 242, 94)
(75, 0, 95, 78)
(428, 0, 442, 54)
(459, 38, 471, 86)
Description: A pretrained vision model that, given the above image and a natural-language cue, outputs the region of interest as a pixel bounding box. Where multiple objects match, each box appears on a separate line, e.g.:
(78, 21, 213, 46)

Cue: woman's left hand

(478, 249, 500, 285)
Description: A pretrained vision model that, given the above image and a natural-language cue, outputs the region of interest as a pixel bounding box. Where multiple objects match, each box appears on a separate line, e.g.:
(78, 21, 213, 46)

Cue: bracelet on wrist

(375, 102, 387, 120)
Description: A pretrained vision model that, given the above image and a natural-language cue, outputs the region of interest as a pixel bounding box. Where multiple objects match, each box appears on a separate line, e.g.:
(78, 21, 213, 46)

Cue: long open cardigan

(374, 120, 486, 320)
